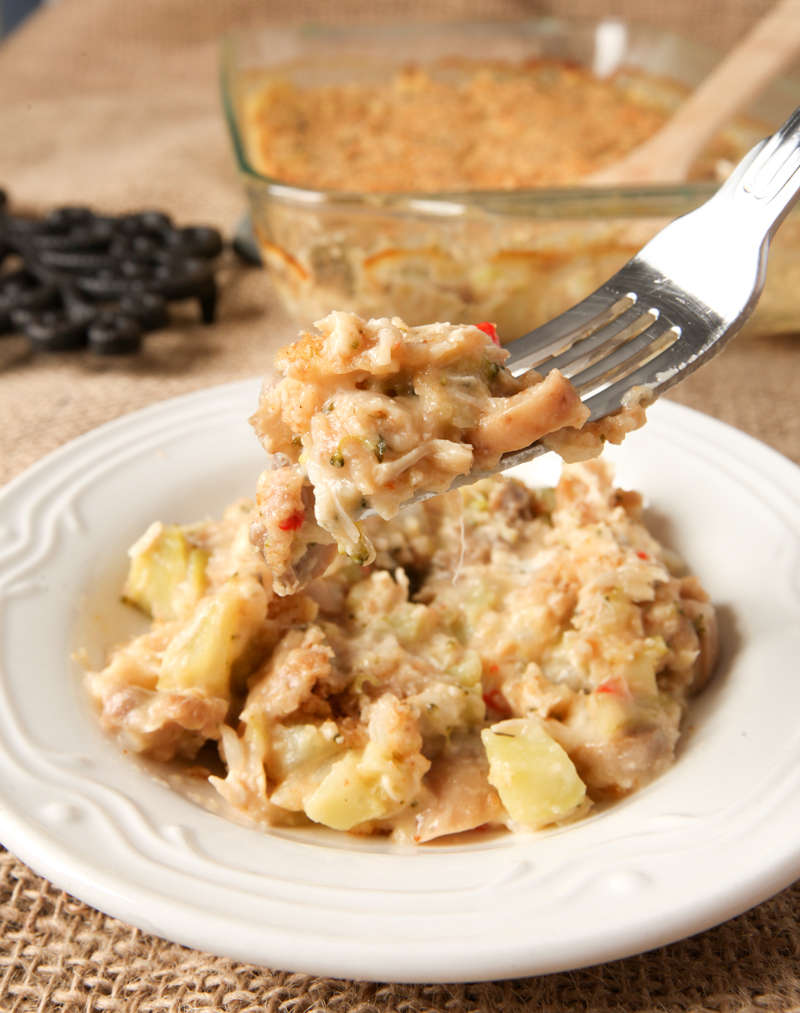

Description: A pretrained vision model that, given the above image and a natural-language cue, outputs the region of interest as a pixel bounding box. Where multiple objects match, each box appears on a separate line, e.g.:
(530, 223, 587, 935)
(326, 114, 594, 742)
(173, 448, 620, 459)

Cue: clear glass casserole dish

(220, 20, 800, 341)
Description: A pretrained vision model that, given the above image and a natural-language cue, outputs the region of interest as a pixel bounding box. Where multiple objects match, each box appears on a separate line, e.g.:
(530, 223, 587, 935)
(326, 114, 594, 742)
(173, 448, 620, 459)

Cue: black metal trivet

(0, 188, 224, 355)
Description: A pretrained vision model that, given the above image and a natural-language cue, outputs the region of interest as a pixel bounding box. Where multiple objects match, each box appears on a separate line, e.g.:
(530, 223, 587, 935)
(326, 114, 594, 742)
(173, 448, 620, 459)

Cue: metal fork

(457, 102, 800, 483)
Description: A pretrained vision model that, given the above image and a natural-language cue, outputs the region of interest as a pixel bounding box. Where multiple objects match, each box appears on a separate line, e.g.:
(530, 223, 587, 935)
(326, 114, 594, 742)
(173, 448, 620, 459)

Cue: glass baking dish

(220, 20, 800, 341)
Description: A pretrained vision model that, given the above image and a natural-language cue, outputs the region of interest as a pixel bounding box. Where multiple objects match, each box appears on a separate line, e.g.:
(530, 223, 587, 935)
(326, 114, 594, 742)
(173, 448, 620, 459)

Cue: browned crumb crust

(249, 63, 672, 192)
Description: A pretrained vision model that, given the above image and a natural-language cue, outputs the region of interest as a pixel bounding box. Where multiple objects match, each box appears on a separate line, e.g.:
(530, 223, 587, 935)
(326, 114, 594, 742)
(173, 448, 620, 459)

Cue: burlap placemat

(2, 1, 800, 1009)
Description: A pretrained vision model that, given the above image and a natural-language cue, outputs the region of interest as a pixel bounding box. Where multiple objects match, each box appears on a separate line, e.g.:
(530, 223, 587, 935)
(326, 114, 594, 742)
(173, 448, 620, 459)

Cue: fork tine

(579, 313, 710, 422)
(562, 308, 681, 391)
(558, 309, 660, 379)
(576, 325, 681, 401)
(505, 290, 636, 375)
(518, 294, 637, 371)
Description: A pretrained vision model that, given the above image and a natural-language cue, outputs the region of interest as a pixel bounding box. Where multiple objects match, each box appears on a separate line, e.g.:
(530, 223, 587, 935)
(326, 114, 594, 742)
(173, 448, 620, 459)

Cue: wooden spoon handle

(589, 0, 800, 186)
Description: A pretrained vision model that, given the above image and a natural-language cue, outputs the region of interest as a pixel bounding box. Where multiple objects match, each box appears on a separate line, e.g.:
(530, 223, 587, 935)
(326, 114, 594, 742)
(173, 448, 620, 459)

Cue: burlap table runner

(2, 1, 800, 1009)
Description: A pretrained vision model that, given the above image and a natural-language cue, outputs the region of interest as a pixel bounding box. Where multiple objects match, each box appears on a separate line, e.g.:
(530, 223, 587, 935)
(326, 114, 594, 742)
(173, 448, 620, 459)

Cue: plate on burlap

(1, 380, 800, 983)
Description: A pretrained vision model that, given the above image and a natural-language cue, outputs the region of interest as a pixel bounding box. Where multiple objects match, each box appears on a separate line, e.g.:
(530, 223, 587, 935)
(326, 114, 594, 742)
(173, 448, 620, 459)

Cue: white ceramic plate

(1, 381, 800, 983)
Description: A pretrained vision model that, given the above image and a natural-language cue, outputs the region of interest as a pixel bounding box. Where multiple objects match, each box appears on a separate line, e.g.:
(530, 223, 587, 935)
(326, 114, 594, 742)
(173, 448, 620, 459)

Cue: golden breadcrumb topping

(247, 62, 674, 192)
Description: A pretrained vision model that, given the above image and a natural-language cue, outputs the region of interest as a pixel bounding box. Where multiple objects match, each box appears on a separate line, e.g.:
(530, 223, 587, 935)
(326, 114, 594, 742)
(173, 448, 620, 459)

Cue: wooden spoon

(588, 0, 800, 186)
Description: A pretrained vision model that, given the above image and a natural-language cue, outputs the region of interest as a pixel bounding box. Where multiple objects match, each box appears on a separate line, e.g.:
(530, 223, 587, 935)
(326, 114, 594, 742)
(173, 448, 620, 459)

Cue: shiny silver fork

(467, 102, 800, 480)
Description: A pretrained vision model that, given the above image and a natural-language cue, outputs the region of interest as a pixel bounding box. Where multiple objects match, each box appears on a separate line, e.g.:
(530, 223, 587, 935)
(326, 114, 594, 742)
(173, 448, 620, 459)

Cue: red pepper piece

(482, 688, 511, 715)
(594, 675, 633, 701)
(476, 321, 500, 345)
(278, 511, 305, 532)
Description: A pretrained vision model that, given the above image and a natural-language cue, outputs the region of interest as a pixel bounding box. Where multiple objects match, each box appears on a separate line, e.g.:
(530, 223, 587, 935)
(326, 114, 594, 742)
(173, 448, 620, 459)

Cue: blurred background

(3, 0, 800, 482)
(0, 0, 789, 49)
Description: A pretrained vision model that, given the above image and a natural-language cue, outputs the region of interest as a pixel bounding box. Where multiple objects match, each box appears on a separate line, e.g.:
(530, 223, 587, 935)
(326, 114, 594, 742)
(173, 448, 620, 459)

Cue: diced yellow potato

(267, 722, 345, 811)
(268, 722, 338, 778)
(123, 522, 208, 621)
(157, 576, 267, 700)
(588, 690, 636, 737)
(448, 649, 483, 689)
(481, 719, 586, 827)
(304, 742, 415, 831)
(303, 750, 386, 830)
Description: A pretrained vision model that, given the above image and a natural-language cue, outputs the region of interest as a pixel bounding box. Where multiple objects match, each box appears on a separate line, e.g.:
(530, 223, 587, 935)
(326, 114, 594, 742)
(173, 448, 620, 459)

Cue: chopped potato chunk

(158, 576, 267, 700)
(123, 522, 208, 621)
(482, 719, 586, 827)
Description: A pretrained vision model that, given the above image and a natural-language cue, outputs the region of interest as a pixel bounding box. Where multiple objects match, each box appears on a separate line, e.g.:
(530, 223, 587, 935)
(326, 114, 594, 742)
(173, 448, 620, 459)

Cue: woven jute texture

(2, 0, 800, 1009)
